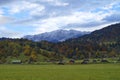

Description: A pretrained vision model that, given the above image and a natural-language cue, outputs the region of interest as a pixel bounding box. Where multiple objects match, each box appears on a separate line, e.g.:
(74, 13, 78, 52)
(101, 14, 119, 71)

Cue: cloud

(0, 0, 16, 5)
(0, 0, 120, 37)
(0, 26, 23, 38)
(8, 1, 45, 15)
(103, 13, 120, 22)
(0, 31, 22, 38)
(34, 0, 69, 6)
(12, 0, 119, 22)
(28, 11, 110, 33)
(0, 9, 4, 14)
(0, 15, 14, 24)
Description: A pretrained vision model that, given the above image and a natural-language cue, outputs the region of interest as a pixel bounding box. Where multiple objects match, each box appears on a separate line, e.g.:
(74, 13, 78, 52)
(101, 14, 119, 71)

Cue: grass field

(0, 64, 120, 80)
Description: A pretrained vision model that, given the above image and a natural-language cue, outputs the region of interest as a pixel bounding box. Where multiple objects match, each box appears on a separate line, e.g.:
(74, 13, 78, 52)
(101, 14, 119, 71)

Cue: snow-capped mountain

(23, 29, 90, 42)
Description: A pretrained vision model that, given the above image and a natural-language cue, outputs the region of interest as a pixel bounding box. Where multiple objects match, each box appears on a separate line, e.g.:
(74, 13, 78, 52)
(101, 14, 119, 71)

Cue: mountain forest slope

(39, 23, 120, 59)
(0, 23, 120, 63)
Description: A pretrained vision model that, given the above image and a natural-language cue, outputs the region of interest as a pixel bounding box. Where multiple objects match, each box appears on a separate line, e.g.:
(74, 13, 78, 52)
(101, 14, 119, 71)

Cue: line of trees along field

(0, 23, 120, 64)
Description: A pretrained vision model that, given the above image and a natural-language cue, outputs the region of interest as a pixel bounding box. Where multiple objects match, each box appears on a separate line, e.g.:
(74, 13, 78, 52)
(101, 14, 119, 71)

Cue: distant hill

(39, 23, 120, 59)
(66, 23, 120, 43)
(23, 29, 90, 42)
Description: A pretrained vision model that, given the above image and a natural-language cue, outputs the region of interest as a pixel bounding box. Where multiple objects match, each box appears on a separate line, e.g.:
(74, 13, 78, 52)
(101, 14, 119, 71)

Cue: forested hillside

(39, 23, 120, 59)
(0, 38, 58, 63)
(0, 23, 120, 63)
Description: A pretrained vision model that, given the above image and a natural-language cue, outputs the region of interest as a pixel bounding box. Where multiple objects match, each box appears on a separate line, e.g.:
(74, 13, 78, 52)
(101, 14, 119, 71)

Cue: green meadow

(0, 64, 120, 80)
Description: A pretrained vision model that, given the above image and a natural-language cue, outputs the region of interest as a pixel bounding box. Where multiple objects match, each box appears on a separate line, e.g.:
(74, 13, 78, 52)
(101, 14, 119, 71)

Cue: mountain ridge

(65, 23, 120, 43)
(0, 23, 120, 63)
(39, 23, 120, 59)
(23, 29, 90, 42)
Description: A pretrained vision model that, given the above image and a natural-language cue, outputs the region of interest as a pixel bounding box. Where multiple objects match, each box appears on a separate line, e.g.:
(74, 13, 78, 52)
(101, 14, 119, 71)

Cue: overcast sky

(0, 0, 120, 38)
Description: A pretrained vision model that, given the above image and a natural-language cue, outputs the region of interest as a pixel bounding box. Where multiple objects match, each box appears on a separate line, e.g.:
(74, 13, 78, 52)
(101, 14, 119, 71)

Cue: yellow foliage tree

(23, 45, 31, 56)
(30, 50, 37, 62)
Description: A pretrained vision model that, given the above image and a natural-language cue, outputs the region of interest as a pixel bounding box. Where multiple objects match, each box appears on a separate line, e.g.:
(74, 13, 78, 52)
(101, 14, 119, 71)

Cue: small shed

(69, 59, 75, 64)
(58, 60, 65, 65)
(92, 59, 97, 63)
(81, 59, 89, 64)
(101, 58, 109, 63)
(12, 60, 22, 64)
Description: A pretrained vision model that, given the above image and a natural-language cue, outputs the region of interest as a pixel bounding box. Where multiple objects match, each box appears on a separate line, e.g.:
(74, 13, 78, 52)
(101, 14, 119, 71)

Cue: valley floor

(0, 64, 120, 80)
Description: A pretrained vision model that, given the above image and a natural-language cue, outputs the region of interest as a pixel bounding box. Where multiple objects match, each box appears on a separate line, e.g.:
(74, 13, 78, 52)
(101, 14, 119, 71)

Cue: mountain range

(23, 30, 90, 42)
(0, 23, 120, 63)
(39, 23, 120, 58)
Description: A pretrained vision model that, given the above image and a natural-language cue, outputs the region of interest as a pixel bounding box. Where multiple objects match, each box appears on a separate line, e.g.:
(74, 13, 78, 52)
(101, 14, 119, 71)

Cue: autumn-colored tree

(109, 50, 116, 57)
(30, 49, 38, 62)
(23, 45, 31, 56)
